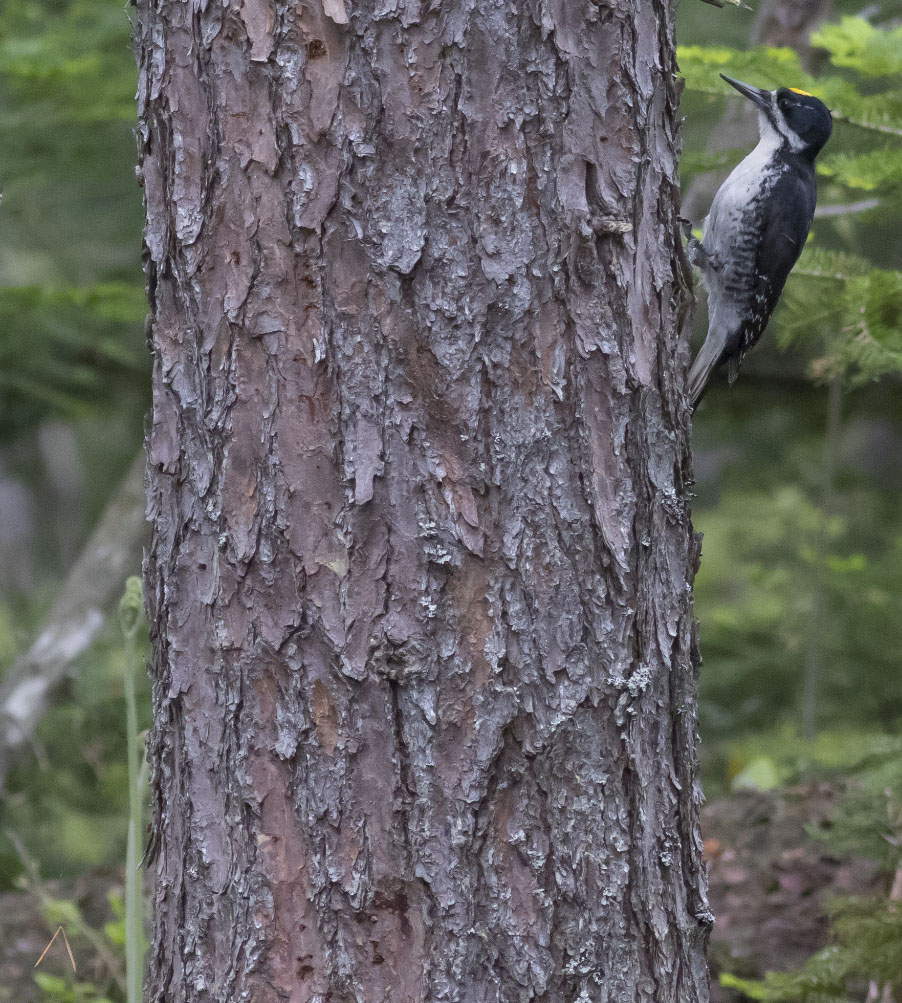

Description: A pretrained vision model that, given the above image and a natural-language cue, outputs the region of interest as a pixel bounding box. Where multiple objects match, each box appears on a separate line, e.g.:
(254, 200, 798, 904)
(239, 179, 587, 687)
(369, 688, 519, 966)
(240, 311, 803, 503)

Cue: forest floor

(0, 784, 881, 1001)
(705, 784, 882, 1001)
(0, 866, 123, 1001)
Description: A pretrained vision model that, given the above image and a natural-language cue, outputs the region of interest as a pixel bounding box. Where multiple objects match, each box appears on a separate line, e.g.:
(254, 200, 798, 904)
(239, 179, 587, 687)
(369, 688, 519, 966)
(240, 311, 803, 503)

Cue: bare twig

(815, 198, 881, 218)
(698, 0, 754, 9)
(35, 925, 77, 973)
(6, 828, 126, 990)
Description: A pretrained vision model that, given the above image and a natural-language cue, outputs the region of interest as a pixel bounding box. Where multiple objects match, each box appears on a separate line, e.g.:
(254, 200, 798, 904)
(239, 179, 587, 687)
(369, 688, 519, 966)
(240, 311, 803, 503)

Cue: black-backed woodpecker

(686, 75, 833, 408)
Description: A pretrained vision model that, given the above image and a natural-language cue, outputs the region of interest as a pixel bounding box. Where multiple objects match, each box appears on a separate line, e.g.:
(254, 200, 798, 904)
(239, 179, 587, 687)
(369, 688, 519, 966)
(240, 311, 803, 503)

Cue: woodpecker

(686, 75, 833, 408)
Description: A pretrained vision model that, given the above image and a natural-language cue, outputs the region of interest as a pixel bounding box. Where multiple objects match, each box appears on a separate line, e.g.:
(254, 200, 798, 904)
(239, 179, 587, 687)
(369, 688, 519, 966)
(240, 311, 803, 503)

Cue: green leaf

(812, 16, 902, 78)
(41, 898, 83, 929)
(680, 147, 747, 175)
(678, 43, 902, 137)
(33, 971, 116, 1003)
(731, 755, 781, 792)
(819, 148, 902, 193)
(793, 246, 873, 282)
(719, 973, 772, 1000)
(0, 282, 146, 435)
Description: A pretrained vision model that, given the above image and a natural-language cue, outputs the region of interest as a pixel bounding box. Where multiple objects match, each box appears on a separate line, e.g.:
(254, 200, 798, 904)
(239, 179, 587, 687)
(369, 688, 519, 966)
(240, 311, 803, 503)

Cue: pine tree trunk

(136, 1, 710, 1000)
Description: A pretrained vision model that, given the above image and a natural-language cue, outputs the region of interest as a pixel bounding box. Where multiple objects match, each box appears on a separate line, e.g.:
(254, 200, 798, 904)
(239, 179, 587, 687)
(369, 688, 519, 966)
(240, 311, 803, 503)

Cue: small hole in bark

(307, 39, 327, 59)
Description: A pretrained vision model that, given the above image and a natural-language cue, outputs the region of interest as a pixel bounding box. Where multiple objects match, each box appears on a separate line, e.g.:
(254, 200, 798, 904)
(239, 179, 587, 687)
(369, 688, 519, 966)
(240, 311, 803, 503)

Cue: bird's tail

(687, 333, 724, 410)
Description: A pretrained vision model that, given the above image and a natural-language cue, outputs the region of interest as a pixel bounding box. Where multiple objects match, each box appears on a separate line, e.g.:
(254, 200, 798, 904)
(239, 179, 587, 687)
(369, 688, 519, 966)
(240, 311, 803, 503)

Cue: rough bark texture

(136, 1, 709, 1001)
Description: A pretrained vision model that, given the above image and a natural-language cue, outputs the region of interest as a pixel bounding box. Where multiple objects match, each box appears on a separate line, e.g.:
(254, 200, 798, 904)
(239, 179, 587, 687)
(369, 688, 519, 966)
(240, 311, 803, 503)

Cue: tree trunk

(136, 1, 710, 1000)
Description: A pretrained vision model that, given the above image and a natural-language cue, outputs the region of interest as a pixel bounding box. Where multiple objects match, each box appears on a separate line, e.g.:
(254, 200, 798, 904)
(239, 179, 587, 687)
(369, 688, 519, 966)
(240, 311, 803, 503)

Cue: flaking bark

(136, 0, 710, 1000)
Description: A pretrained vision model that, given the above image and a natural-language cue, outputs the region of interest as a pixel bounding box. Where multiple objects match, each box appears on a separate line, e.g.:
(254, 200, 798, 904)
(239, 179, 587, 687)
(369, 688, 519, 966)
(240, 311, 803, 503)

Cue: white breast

(700, 119, 785, 338)
(703, 116, 782, 240)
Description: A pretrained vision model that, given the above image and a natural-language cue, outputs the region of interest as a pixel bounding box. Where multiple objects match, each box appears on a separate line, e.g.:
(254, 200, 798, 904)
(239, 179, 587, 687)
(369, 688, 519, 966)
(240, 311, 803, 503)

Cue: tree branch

(698, 0, 754, 10)
(0, 452, 146, 791)
(815, 198, 881, 218)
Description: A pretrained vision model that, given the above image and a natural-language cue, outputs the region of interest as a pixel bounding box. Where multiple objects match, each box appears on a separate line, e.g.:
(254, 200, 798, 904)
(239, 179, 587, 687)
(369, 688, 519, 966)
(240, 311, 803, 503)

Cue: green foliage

(103, 892, 127, 948)
(781, 250, 902, 386)
(0, 284, 145, 435)
(678, 43, 902, 137)
(695, 438, 902, 754)
(681, 147, 750, 176)
(818, 148, 902, 194)
(0, 627, 151, 887)
(807, 738, 902, 868)
(811, 17, 902, 79)
(117, 576, 144, 639)
(0, 0, 137, 122)
(719, 738, 902, 1003)
(34, 974, 115, 1003)
(680, 18, 902, 390)
(731, 755, 781, 792)
(7, 831, 129, 1002)
(719, 952, 852, 1003)
(0, 603, 21, 664)
(0, 0, 146, 436)
(684, 18, 902, 778)
(0, 0, 150, 938)
(119, 576, 147, 1003)
(0, 0, 149, 896)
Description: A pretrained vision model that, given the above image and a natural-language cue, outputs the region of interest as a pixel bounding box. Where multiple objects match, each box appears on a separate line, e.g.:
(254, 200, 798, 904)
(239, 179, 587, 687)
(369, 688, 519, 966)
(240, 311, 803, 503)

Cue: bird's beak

(720, 74, 771, 111)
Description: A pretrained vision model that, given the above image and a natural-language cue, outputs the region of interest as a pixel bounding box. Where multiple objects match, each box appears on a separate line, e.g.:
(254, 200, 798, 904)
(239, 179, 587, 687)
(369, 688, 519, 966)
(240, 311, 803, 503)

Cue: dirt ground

(704, 784, 882, 1001)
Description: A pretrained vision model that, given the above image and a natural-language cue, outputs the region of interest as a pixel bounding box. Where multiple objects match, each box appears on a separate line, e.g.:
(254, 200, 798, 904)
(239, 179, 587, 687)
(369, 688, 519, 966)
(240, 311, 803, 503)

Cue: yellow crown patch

(789, 88, 813, 96)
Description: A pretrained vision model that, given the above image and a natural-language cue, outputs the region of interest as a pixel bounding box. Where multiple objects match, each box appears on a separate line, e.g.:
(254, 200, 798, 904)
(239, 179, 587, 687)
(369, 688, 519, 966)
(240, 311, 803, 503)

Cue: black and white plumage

(687, 75, 833, 408)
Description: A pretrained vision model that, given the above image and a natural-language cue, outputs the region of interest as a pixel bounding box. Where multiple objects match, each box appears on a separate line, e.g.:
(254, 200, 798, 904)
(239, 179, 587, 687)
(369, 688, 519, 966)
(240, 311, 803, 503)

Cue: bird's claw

(687, 236, 705, 268)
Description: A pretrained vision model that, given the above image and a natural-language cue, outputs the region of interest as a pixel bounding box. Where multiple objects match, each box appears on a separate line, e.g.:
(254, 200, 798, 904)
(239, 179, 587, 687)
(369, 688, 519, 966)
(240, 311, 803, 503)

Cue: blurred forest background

(0, 0, 900, 1000)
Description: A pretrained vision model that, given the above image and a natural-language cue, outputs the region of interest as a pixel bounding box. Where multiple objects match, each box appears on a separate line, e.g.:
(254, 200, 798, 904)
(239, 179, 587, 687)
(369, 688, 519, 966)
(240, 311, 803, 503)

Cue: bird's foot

(689, 239, 722, 273)
(678, 218, 723, 273)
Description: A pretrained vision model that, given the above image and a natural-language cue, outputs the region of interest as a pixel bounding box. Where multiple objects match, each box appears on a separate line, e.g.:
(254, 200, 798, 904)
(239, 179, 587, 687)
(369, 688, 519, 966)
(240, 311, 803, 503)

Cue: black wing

(728, 166, 815, 381)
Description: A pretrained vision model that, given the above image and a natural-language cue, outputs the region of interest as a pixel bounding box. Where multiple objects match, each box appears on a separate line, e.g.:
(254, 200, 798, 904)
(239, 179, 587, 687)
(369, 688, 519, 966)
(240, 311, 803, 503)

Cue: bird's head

(720, 74, 833, 158)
